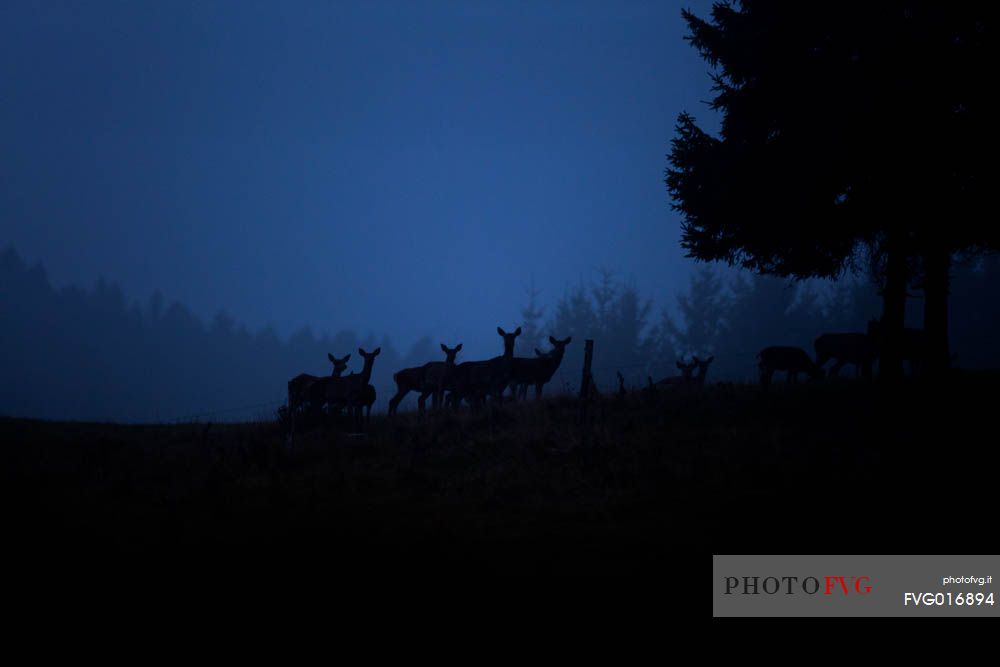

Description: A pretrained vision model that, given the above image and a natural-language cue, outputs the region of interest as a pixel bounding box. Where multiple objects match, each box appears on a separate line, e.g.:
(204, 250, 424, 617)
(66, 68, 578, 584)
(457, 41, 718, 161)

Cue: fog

(4, 244, 999, 422)
(1, 0, 718, 361)
(3, 2, 999, 422)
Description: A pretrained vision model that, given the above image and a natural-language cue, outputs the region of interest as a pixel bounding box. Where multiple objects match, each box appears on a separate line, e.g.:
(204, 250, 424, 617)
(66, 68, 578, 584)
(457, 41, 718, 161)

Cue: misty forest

(5, 245, 1000, 423)
(2, 2, 996, 578)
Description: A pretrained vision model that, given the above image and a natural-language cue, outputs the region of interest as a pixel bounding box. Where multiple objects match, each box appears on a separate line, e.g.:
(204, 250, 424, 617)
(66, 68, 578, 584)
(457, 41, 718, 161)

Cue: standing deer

(814, 333, 877, 379)
(310, 347, 381, 424)
(757, 346, 823, 387)
(287, 353, 350, 417)
(387, 343, 462, 416)
(426, 343, 462, 410)
(507, 335, 572, 400)
(450, 327, 521, 408)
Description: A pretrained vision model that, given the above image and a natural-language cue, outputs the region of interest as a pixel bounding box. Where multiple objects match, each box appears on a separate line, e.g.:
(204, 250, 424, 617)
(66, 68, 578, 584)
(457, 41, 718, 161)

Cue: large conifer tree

(667, 1, 994, 380)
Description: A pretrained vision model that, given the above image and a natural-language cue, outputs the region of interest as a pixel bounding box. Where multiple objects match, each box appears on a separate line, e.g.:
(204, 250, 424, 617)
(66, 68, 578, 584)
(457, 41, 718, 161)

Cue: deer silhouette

(355, 383, 376, 423)
(814, 333, 877, 379)
(691, 355, 714, 386)
(654, 357, 698, 387)
(507, 335, 572, 401)
(287, 352, 350, 417)
(310, 347, 381, 422)
(450, 327, 521, 408)
(757, 346, 823, 388)
(388, 343, 462, 416)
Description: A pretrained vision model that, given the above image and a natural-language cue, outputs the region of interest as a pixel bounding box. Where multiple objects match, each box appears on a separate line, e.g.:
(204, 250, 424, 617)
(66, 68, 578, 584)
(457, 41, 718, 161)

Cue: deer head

(327, 352, 350, 377)
(547, 335, 572, 357)
(692, 355, 714, 383)
(440, 343, 462, 365)
(676, 358, 697, 379)
(497, 327, 521, 357)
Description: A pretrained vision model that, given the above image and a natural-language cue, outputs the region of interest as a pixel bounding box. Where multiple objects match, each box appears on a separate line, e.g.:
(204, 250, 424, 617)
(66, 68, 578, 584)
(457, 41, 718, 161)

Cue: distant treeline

(2, 246, 999, 421)
(0, 246, 441, 422)
(527, 258, 1000, 391)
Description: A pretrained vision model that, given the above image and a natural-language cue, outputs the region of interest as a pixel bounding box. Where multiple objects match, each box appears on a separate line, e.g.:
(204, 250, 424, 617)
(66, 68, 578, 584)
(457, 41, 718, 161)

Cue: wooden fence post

(580, 339, 594, 400)
(579, 339, 594, 431)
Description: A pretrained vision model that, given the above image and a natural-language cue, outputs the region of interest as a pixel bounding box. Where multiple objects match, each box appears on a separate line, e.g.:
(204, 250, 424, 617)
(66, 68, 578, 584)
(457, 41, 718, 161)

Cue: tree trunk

(878, 241, 907, 383)
(922, 246, 951, 379)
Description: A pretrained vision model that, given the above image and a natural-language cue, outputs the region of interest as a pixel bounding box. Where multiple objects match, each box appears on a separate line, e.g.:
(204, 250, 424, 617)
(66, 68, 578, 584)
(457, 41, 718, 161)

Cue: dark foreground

(2, 375, 995, 578)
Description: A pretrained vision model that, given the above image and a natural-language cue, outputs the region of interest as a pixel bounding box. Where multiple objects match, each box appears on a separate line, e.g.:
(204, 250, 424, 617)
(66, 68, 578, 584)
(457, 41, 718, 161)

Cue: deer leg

(417, 390, 431, 415)
(535, 383, 543, 400)
(388, 388, 408, 417)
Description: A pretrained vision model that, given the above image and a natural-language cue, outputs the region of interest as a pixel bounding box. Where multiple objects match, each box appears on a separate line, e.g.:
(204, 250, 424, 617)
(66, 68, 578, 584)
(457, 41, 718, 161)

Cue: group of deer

(756, 319, 927, 387)
(287, 346, 382, 430)
(387, 326, 572, 416)
(286, 326, 573, 428)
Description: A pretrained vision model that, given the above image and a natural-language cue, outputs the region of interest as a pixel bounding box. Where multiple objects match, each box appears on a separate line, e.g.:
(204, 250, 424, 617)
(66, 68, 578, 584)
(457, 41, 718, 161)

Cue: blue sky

(1, 0, 718, 358)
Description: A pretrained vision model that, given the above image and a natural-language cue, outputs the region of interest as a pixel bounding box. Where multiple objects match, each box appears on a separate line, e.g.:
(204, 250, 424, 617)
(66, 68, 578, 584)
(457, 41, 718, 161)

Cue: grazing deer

(388, 343, 462, 416)
(507, 335, 572, 401)
(814, 332, 877, 379)
(450, 327, 521, 408)
(757, 346, 823, 387)
(310, 347, 381, 422)
(287, 353, 350, 417)
(866, 319, 927, 375)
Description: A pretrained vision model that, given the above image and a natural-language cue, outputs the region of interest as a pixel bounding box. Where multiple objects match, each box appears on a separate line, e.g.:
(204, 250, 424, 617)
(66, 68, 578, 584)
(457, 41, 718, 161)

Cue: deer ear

(342, 354, 351, 363)
(441, 343, 448, 352)
(456, 343, 462, 351)
(514, 327, 521, 336)
(563, 336, 572, 345)
(358, 347, 366, 356)
(497, 327, 505, 336)
(535, 348, 545, 357)
(328, 353, 336, 363)
(549, 335, 558, 345)
(373, 347, 381, 356)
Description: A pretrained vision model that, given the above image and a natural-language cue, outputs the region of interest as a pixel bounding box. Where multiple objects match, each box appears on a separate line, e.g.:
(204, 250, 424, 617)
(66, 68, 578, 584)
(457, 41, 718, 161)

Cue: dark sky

(1, 0, 717, 358)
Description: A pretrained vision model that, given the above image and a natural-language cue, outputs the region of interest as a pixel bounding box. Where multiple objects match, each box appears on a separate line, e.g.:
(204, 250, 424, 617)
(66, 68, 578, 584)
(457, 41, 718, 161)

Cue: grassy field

(2, 376, 994, 577)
